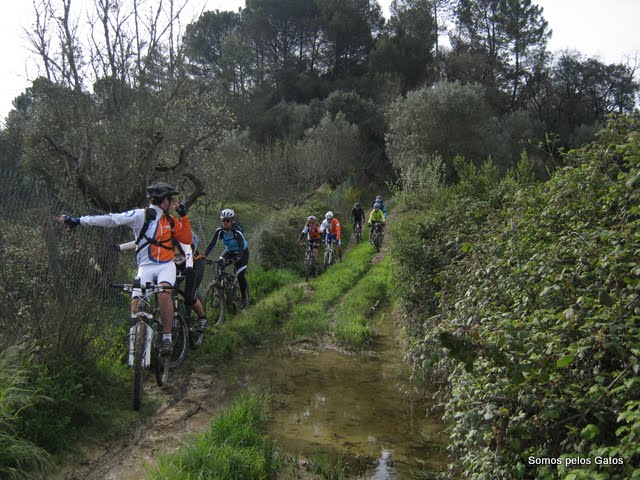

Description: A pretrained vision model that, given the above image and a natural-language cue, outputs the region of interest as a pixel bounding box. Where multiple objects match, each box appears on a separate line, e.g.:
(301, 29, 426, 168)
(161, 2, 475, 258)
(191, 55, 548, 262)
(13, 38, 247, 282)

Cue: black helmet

(146, 182, 178, 201)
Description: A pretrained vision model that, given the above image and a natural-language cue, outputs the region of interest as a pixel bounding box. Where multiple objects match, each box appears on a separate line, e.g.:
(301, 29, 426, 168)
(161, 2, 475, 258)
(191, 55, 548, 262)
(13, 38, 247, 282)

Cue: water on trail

(57, 308, 447, 480)
(198, 310, 448, 479)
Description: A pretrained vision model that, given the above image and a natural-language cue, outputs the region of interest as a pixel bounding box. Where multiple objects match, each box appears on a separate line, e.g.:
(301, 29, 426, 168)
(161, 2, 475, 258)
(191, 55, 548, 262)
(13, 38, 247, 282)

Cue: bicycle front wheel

(205, 282, 226, 326)
(226, 278, 242, 314)
(132, 322, 147, 410)
(305, 253, 312, 281)
(374, 233, 381, 252)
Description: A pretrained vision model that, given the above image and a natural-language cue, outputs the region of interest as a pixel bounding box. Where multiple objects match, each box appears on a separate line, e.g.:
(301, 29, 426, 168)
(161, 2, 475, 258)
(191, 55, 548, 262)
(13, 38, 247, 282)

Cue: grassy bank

(148, 394, 276, 480)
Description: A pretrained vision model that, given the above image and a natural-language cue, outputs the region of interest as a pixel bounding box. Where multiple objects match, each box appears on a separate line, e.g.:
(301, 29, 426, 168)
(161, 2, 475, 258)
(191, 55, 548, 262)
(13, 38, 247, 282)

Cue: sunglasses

(222, 219, 232, 223)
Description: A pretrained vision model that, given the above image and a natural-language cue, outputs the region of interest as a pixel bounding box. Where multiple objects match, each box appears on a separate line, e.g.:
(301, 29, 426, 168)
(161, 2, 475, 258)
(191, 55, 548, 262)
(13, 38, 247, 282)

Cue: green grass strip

(194, 285, 303, 366)
(333, 256, 391, 350)
(147, 394, 275, 480)
(286, 241, 376, 337)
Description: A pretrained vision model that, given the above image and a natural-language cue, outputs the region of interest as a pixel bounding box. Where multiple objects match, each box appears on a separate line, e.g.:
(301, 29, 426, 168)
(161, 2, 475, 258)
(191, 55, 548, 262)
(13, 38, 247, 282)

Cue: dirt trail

(51, 370, 226, 480)
(51, 209, 397, 480)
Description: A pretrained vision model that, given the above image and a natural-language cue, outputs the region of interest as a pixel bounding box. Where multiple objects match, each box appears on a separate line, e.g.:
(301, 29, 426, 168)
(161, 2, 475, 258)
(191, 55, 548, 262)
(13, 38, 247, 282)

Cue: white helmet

(325, 211, 333, 220)
(220, 208, 235, 220)
(307, 215, 317, 222)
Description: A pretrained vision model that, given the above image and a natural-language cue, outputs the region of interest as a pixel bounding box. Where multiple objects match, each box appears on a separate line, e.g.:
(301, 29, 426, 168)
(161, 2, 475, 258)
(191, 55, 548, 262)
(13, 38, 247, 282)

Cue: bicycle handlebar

(204, 257, 235, 267)
(110, 283, 176, 292)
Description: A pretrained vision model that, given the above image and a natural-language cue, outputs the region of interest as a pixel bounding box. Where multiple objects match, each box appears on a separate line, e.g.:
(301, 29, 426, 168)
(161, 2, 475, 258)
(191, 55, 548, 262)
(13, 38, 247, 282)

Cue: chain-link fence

(0, 171, 258, 354)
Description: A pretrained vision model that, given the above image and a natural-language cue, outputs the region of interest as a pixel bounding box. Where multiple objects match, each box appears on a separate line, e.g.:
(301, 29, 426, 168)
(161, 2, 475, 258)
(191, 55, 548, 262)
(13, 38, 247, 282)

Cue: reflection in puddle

(372, 449, 394, 480)
(214, 314, 447, 478)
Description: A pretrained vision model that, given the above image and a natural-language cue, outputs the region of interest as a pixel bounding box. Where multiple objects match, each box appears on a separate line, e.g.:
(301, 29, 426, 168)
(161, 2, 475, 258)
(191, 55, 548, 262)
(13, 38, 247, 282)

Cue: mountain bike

(110, 281, 188, 410)
(114, 242, 200, 351)
(203, 257, 241, 326)
(303, 240, 321, 281)
(323, 236, 337, 271)
(371, 222, 384, 252)
(353, 222, 362, 243)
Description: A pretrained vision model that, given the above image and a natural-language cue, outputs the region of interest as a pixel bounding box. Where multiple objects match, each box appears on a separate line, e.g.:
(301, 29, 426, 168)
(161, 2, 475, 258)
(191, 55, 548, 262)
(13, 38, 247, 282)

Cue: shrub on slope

(430, 115, 640, 478)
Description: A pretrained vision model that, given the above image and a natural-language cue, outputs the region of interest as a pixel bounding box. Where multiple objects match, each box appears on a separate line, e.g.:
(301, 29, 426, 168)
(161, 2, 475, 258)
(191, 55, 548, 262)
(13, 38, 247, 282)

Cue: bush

(0, 345, 52, 479)
(396, 114, 640, 478)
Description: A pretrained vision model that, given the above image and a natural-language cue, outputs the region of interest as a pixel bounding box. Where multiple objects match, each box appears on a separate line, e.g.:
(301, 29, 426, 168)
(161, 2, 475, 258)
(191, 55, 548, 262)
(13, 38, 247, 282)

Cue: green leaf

(556, 355, 575, 368)
(598, 289, 615, 307)
(581, 423, 600, 440)
(541, 285, 560, 296)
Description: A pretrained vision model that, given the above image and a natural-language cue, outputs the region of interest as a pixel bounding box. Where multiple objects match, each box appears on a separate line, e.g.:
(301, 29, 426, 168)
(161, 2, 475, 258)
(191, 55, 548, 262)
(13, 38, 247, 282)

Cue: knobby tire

(133, 322, 146, 410)
(188, 303, 204, 349)
(169, 313, 189, 369)
(205, 282, 226, 326)
(305, 254, 311, 282)
(227, 278, 241, 315)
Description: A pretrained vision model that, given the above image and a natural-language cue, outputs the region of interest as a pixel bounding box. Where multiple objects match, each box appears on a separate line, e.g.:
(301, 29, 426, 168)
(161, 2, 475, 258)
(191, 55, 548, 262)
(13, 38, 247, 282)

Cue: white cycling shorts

(133, 262, 176, 298)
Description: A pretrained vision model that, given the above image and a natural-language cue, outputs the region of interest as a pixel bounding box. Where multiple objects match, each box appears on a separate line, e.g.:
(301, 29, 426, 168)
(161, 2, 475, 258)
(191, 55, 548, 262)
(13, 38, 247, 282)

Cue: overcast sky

(1, 0, 639, 122)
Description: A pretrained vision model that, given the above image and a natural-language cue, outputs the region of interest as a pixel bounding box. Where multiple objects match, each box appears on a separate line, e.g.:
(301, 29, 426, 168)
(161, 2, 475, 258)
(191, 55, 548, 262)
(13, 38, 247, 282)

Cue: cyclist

(299, 215, 323, 264)
(203, 208, 250, 308)
(60, 182, 192, 356)
(371, 195, 387, 219)
(320, 211, 342, 261)
(173, 234, 208, 333)
(368, 202, 386, 243)
(349, 203, 365, 240)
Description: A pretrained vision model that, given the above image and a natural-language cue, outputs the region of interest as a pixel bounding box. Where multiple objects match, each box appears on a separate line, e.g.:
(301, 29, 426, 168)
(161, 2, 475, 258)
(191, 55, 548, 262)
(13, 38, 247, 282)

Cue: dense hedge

(391, 115, 640, 478)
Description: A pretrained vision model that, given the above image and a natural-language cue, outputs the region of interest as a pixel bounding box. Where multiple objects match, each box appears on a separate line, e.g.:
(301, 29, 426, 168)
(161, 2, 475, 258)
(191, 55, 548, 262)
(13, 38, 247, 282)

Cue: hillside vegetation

(390, 115, 640, 478)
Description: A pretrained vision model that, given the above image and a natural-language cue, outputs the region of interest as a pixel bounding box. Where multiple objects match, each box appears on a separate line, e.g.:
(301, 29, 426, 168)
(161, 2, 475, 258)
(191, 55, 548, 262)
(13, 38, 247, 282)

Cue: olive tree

(386, 81, 502, 178)
(21, 0, 232, 211)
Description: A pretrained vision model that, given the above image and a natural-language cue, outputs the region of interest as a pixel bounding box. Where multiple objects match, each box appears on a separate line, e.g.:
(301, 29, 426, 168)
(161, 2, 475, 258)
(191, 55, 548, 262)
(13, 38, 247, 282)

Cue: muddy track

(51, 368, 227, 480)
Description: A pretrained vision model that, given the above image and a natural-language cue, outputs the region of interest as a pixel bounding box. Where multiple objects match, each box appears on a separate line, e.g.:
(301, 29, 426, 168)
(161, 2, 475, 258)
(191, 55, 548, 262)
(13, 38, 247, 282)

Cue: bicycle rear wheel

(132, 322, 146, 410)
(186, 305, 204, 349)
(169, 313, 189, 369)
(153, 328, 164, 387)
(204, 282, 226, 326)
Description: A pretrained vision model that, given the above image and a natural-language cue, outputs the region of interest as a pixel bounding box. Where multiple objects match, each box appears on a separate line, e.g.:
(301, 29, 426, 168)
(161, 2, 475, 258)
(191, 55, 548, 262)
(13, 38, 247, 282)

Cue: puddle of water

(213, 314, 448, 479)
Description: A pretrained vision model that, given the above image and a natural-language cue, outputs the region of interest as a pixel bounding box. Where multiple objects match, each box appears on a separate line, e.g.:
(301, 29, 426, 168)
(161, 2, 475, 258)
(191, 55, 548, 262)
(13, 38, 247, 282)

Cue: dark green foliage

(392, 115, 640, 478)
